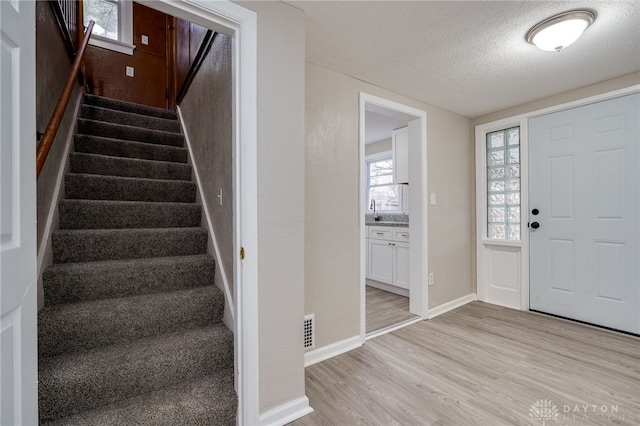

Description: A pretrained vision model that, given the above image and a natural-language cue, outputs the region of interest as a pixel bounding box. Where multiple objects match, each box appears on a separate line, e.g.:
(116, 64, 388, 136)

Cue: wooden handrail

(36, 20, 94, 178)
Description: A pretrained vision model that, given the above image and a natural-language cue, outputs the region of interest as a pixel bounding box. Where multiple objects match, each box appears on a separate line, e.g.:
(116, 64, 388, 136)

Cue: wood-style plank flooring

(366, 285, 418, 335)
(291, 302, 640, 426)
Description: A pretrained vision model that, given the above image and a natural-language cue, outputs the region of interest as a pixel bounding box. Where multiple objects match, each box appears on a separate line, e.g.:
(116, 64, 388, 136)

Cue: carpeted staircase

(38, 95, 237, 425)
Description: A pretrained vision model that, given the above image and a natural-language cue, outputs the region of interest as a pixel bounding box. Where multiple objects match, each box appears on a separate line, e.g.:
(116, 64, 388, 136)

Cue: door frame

(476, 84, 640, 312)
(359, 93, 428, 341)
(133, 1, 259, 423)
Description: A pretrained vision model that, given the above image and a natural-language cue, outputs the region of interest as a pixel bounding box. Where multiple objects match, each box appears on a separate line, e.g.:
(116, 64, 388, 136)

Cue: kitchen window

(367, 154, 401, 212)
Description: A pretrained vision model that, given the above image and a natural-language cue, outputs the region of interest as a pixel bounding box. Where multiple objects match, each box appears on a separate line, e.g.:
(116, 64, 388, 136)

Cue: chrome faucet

(370, 199, 379, 221)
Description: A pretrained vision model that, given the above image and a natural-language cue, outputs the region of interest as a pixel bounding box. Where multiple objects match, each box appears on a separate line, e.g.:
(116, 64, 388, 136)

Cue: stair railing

(36, 19, 94, 178)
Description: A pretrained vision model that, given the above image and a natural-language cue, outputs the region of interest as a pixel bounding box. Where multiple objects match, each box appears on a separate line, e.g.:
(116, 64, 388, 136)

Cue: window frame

(365, 151, 402, 213)
(85, 0, 135, 55)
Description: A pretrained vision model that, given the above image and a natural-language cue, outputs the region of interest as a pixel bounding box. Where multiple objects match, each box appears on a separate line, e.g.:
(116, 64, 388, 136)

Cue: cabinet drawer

(394, 229, 410, 241)
(368, 227, 393, 240)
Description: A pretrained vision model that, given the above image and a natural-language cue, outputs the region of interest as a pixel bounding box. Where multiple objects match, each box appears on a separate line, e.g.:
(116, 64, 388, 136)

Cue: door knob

(530, 222, 540, 229)
(532, 208, 540, 215)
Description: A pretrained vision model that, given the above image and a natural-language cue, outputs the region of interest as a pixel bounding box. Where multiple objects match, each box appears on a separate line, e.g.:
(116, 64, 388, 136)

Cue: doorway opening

(359, 93, 428, 341)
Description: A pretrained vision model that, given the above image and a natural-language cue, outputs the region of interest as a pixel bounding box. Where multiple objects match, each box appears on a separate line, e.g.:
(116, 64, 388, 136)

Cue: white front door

(529, 93, 639, 334)
(0, 0, 38, 423)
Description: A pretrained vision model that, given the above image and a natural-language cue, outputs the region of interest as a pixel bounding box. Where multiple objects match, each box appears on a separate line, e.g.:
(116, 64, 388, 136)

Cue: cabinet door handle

(401, 234, 409, 237)
(376, 232, 384, 236)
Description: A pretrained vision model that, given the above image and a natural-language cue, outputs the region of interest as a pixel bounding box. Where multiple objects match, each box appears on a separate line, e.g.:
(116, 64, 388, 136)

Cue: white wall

(236, 1, 308, 414)
(305, 63, 474, 350)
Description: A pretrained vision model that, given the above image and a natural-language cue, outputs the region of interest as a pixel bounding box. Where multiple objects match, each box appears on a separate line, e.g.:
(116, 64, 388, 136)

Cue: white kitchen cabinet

(392, 126, 409, 183)
(367, 226, 409, 289)
(394, 242, 410, 289)
(368, 239, 394, 284)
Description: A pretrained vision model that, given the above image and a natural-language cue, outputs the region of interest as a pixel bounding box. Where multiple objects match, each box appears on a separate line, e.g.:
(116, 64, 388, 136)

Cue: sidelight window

(486, 127, 520, 240)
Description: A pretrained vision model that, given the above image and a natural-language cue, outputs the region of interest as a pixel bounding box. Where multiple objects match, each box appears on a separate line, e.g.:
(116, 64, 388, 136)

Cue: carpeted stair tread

(83, 94, 177, 120)
(69, 152, 192, 181)
(74, 134, 188, 163)
(78, 119, 184, 147)
(39, 285, 224, 357)
(65, 173, 196, 203)
(43, 254, 215, 306)
(38, 324, 233, 422)
(52, 227, 208, 263)
(59, 200, 201, 230)
(81, 104, 181, 133)
(43, 369, 237, 426)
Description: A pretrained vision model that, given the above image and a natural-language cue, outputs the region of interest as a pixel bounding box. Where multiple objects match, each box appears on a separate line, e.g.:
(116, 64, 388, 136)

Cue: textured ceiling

(287, 1, 640, 118)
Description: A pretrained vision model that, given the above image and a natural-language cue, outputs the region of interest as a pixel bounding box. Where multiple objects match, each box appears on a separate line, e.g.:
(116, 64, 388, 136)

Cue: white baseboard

(427, 293, 477, 319)
(177, 106, 235, 324)
(366, 279, 409, 297)
(304, 335, 361, 367)
(259, 396, 313, 426)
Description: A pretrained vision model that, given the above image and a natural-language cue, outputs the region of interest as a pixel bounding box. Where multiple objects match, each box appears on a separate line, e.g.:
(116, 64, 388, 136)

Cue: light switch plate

(430, 193, 436, 205)
(126, 66, 134, 77)
(141, 35, 148, 45)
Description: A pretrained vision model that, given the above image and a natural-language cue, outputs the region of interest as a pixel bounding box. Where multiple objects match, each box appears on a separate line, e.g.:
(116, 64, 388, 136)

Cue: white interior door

(0, 0, 38, 423)
(529, 93, 639, 334)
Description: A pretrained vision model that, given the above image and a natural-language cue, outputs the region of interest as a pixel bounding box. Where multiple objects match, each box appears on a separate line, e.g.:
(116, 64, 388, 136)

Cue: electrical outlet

(141, 35, 149, 45)
(430, 193, 436, 205)
(125, 66, 134, 77)
(428, 273, 434, 286)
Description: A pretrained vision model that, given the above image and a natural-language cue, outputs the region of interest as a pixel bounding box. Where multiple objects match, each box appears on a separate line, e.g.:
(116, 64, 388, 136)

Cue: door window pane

(487, 127, 520, 240)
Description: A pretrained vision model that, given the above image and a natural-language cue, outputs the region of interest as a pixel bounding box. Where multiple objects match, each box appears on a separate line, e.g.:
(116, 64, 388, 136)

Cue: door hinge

(240, 247, 245, 260)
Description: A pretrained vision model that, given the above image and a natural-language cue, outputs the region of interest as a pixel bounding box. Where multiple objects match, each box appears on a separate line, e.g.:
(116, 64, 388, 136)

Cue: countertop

(365, 221, 409, 228)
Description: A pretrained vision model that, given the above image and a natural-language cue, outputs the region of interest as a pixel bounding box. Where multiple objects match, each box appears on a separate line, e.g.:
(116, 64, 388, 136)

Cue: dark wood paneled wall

(172, 17, 209, 105)
(85, 3, 170, 109)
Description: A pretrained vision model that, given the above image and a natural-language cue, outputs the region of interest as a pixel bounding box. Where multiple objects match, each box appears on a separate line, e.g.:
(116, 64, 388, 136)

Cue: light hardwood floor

(366, 285, 418, 335)
(292, 302, 640, 426)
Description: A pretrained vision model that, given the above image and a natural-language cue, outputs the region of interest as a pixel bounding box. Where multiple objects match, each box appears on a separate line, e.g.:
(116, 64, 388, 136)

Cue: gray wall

(36, 1, 83, 308)
(179, 33, 234, 295)
(305, 63, 474, 349)
(233, 1, 307, 414)
(365, 138, 392, 156)
(473, 72, 640, 125)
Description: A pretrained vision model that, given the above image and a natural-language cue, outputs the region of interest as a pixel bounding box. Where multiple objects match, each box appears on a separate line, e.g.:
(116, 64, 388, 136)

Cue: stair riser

(74, 135, 188, 163)
(65, 174, 196, 203)
(52, 228, 208, 263)
(83, 94, 177, 120)
(39, 287, 224, 358)
(81, 105, 181, 133)
(78, 119, 184, 147)
(43, 255, 215, 306)
(43, 369, 237, 426)
(59, 201, 201, 230)
(38, 327, 233, 422)
(70, 153, 192, 181)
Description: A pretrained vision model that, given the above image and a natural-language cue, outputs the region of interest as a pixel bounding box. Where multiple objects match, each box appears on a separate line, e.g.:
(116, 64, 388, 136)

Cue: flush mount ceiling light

(526, 10, 596, 52)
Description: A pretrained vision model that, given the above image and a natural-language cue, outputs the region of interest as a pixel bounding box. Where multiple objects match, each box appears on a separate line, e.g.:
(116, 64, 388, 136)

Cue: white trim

(475, 84, 640, 313)
(359, 93, 429, 343)
(176, 105, 234, 323)
(139, 1, 259, 424)
(88, 36, 135, 56)
(365, 316, 422, 340)
(304, 335, 362, 367)
(427, 293, 477, 319)
(36, 88, 83, 277)
(258, 396, 314, 426)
